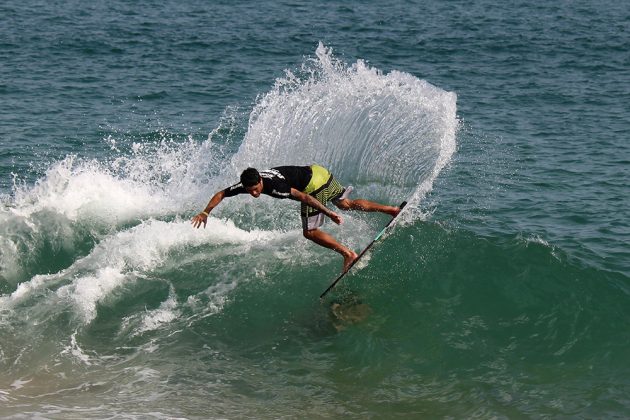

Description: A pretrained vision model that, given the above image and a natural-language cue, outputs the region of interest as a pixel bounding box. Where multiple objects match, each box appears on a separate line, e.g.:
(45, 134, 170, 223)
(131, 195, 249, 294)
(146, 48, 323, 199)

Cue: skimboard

(320, 201, 407, 299)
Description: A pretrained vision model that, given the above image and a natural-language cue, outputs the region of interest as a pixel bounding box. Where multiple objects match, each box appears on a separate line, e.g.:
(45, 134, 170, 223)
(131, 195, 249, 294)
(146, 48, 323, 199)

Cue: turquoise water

(1, 1, 629, 418)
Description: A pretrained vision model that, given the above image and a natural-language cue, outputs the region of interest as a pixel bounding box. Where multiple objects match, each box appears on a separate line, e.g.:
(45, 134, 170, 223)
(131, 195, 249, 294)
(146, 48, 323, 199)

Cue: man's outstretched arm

(290, 188, 342, 225)
(192, 190, 226, 228)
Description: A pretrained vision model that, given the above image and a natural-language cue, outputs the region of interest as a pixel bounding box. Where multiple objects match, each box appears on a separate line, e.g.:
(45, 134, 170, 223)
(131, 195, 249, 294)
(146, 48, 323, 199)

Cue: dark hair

(240, 168, 260, 188)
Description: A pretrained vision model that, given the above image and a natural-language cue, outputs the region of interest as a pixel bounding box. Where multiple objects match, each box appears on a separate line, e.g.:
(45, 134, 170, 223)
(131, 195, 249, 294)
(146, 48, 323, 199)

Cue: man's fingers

(191, 215, 206, 229)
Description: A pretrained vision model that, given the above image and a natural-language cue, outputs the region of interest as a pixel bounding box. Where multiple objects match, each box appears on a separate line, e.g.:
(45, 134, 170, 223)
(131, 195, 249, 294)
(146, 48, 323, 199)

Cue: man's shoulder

(223, 182, 245, 197)
(261, 168, 286, 180)
(261, 170, 292, 198)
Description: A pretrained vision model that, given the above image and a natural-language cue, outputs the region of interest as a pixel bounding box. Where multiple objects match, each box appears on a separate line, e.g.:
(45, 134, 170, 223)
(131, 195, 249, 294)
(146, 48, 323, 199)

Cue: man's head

(240, 168, 263, 197)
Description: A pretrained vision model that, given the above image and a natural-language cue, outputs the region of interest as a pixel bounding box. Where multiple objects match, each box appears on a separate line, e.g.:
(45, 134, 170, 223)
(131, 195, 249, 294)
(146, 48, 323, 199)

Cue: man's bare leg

(303, 228, 358, 272)
(336, 198, 400, 217)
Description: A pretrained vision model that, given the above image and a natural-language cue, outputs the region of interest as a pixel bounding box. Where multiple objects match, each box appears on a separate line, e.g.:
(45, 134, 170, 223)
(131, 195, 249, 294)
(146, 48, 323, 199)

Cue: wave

(1, 43, 457, 292)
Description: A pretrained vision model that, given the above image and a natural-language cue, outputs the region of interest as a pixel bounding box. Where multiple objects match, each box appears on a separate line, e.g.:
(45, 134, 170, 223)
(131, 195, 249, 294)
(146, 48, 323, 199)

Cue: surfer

(191, 165, 401, 272)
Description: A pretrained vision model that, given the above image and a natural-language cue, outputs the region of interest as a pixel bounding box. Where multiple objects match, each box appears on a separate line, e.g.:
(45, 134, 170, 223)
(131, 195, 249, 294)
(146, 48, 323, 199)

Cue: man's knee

(335, 198, 352, 210)
(303, 229, 316, 240)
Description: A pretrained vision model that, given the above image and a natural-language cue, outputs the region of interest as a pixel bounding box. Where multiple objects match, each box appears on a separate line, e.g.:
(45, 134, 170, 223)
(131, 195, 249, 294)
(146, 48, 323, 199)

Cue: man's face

(245, 179, 263, 198)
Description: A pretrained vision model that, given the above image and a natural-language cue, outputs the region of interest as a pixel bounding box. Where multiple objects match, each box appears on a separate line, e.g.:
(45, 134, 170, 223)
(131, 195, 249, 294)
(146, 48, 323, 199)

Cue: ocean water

(1, 0, 629, 418)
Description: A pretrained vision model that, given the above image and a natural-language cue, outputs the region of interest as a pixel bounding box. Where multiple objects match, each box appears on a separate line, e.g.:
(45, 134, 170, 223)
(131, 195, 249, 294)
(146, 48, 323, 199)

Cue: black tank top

(223, 166, 312, 199)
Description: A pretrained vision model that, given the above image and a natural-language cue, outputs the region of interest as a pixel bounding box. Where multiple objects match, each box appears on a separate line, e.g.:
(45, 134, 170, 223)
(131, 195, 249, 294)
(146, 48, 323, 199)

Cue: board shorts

(301, 164, 350, 230)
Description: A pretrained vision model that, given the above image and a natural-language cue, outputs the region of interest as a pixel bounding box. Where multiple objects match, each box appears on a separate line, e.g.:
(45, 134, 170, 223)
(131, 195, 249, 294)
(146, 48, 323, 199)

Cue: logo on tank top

(272, 189, 290, 197)
(261, 169, 284, 179)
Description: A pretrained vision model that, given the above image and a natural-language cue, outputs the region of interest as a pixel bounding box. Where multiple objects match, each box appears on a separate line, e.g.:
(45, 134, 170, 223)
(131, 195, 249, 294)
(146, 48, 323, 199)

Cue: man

(191, 164, 400, 273)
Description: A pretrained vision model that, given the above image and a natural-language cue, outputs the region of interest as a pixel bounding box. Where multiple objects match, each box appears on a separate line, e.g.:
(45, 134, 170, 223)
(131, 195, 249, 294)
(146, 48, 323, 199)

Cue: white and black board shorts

(300, 165, 352, 230)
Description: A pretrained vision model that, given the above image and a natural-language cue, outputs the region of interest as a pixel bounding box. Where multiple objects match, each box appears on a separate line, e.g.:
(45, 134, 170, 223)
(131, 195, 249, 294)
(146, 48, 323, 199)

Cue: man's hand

(329, 211, 342, 225)
(192, 191, 225, 229)
(191, 212, 208, 229)
(290, 188, 343, 225)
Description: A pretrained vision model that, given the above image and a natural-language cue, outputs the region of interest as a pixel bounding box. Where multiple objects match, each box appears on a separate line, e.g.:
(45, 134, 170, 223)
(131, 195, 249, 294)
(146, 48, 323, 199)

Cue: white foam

(10, 155, 175, 223)
(56, 267, 127, 323)
(10, 378, 32, 390)
(61, 331, 92, 365)
(2, 218, 285, 323)
(130, 287, 180, 336)
(0, 388, 10, 403)
(0, 230, 22, 284)
(525, 234, 550, 247)
(137, 300, 179, 334)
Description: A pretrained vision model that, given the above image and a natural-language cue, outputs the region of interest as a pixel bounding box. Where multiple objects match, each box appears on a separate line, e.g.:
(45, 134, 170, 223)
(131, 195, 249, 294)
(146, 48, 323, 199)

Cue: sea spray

(232, 42, 457, 205)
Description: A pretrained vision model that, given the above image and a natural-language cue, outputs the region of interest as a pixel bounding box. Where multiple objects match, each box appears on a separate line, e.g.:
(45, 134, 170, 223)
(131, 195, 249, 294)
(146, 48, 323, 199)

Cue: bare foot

(382, 205, 400, 217)
(342, 251, 359, 273)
